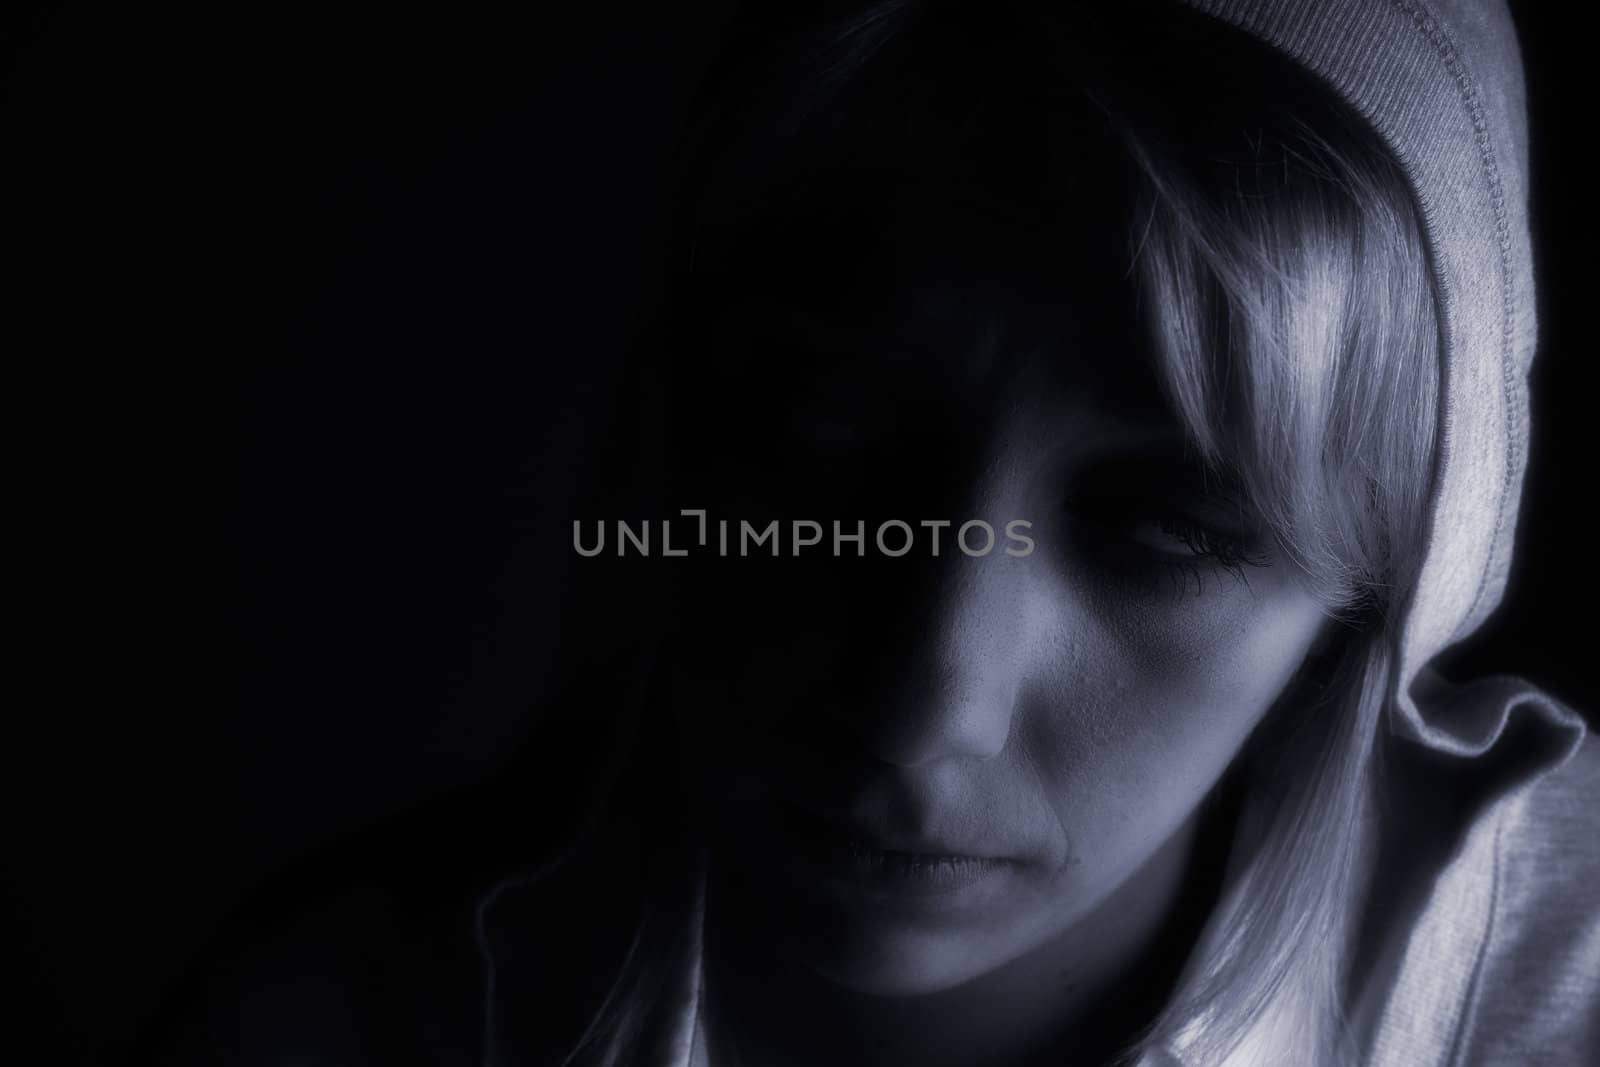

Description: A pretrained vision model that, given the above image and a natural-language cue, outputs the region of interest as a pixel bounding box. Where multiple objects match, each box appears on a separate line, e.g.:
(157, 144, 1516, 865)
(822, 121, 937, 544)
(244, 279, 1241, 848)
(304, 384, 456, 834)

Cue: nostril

(849, 657, 1020, 768)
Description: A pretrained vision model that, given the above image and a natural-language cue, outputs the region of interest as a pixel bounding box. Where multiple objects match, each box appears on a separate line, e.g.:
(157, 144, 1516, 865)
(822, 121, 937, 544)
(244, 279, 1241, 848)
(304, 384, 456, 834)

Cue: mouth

(769, 796, 1014, 898)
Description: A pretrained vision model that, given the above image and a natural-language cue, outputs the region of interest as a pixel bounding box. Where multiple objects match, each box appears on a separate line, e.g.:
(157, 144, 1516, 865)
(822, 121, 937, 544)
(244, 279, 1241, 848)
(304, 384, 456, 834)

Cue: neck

(703, 786, 1240, 1067)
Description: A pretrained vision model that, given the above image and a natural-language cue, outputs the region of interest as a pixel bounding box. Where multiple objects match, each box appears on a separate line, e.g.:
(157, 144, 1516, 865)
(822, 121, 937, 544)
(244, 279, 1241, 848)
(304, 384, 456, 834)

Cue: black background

(11, 3, 1592, 1063)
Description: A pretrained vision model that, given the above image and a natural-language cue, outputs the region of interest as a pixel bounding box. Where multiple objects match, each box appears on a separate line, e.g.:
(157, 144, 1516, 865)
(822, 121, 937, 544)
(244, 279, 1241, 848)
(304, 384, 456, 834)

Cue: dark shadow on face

(653, 202, 1328, 998)
(627, 2, 1349, 1005)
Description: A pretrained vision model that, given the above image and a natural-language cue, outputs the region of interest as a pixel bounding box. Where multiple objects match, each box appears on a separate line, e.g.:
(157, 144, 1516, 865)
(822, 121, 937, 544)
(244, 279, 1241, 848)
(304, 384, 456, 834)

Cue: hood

(1178, 0, 1582, 762)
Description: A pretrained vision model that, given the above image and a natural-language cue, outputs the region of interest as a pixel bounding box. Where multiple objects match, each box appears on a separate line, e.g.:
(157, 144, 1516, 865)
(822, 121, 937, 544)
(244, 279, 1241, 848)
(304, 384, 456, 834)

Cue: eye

(1088, 510, 1272, 597)
(1061, 460, 1274, 596)
(727, 312, 887, 458)
(783, 373, 875, 453)
(1126, 516, 1270, 570)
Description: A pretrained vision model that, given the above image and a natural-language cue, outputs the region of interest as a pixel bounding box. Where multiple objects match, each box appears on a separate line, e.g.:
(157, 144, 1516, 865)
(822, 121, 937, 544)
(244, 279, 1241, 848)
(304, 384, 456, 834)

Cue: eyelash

(1148, 517, 1272, 596)
(1063, 492, 1272, 598)
(1156, 517, 1268, 568)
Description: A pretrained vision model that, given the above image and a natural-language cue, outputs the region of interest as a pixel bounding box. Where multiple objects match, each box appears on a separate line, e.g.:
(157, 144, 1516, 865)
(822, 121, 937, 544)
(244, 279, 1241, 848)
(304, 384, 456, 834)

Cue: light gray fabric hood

(1176, 0, 1584, 761)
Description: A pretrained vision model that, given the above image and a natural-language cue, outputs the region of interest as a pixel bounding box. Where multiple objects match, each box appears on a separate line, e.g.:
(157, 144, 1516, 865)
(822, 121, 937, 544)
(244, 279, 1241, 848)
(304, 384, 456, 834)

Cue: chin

(793, 922, 1004, 997)
(760, 879, 1040, 997)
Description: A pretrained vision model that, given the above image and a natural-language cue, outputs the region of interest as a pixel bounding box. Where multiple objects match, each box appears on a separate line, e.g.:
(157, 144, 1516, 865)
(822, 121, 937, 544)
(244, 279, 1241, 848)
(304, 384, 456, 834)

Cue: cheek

(1021, 568, 1325, 876)
(1116, 577, 1324, 733)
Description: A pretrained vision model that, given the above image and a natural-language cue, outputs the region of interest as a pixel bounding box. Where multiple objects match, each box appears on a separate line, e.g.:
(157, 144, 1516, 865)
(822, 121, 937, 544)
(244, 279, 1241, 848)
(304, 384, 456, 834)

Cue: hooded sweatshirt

(636, 1, 1600, 1065)
(144, 2, 1596, 1065)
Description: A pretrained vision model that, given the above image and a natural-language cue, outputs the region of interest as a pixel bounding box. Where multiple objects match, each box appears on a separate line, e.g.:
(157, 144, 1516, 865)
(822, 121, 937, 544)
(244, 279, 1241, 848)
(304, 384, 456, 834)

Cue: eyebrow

(1068, 447, 1263, 534)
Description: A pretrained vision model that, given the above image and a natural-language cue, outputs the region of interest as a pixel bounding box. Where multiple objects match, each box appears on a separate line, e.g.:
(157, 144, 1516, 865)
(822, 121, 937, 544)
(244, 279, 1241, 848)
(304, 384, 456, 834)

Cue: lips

(769, 795, 1014, 897)
(779, 796, 999, 860)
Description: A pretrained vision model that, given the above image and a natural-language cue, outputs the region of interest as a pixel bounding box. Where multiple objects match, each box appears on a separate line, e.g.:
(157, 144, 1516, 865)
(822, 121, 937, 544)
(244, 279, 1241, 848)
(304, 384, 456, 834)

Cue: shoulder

(131, 788, 630, 1067)
(137, 877, 488, 1067)
(129, 785, 561, 1067)
(1457, 730, 1600, 1064)
(1358, 689, 1599, 1066)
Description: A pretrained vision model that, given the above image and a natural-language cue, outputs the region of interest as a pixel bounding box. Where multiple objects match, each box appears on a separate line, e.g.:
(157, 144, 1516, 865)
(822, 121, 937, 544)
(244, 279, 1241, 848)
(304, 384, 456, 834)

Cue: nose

(847, 549, 1032, 767)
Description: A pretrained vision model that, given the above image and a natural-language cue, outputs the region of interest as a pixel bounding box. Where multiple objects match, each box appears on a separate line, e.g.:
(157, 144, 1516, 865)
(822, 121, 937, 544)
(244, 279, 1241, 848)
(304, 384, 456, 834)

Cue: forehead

(704, 234, 1174, 437)
(683, 74, 1178, 449)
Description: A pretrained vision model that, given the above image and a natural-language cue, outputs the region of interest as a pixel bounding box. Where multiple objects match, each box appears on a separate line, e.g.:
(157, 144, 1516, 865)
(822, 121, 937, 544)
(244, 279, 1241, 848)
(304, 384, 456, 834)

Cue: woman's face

(672, 249, 1330, 998)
